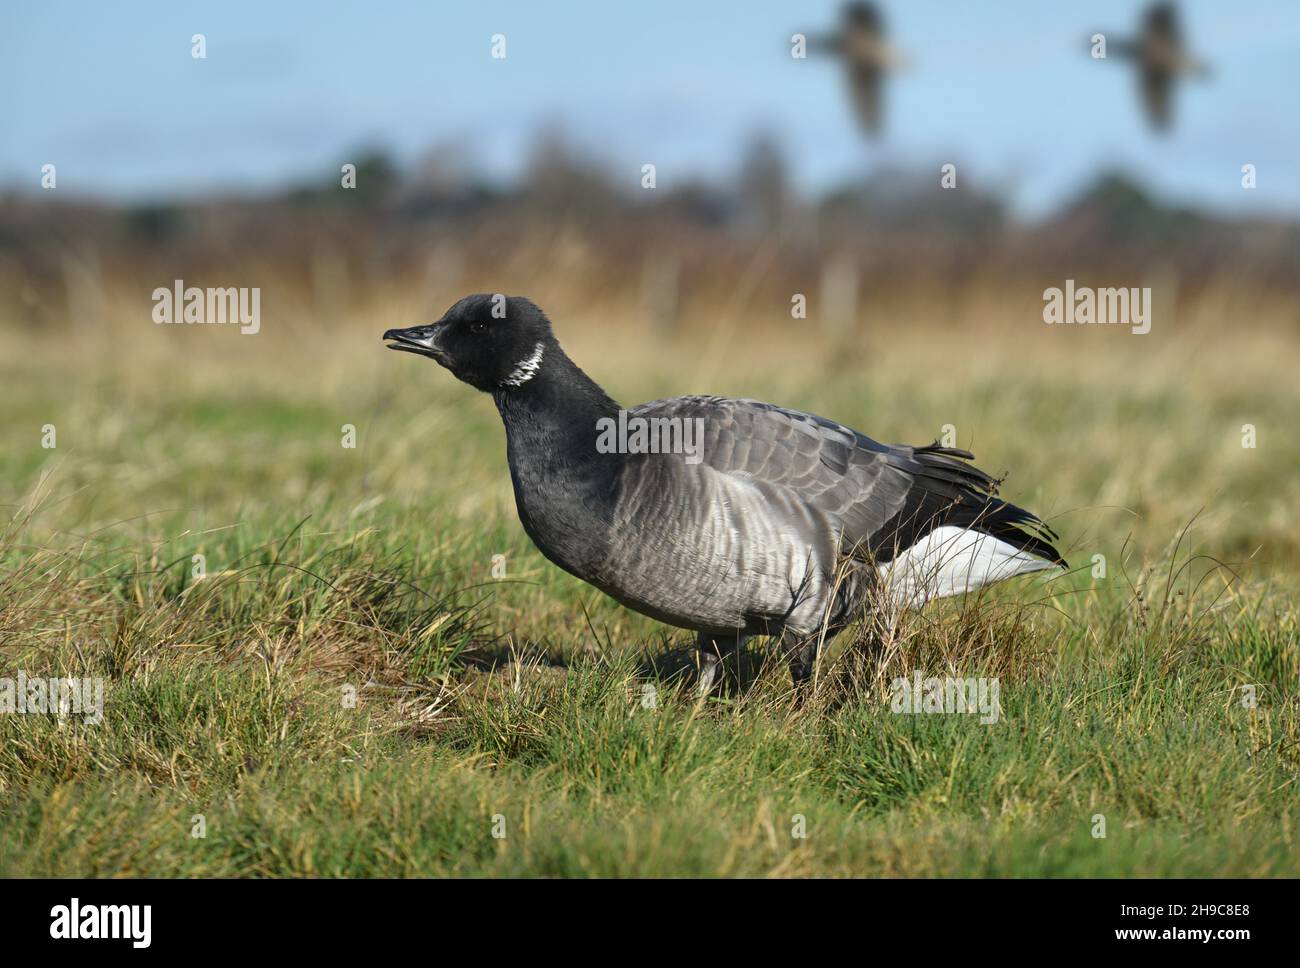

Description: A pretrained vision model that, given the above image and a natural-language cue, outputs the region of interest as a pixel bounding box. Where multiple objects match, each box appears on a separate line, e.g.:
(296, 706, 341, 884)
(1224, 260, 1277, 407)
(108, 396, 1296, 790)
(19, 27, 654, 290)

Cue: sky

(3, 1, 1298, 218)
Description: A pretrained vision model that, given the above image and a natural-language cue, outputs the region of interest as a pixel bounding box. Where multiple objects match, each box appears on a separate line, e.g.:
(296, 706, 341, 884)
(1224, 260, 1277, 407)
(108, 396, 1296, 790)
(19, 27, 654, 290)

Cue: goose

(805, 2, 906, 139)
(1103, 1, 1209, 131)
(384, 295, 1065, 694)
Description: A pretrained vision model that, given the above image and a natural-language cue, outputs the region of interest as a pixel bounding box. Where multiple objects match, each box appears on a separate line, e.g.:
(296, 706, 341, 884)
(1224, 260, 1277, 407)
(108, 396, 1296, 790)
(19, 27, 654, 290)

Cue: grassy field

(1, 303, 1297, 877)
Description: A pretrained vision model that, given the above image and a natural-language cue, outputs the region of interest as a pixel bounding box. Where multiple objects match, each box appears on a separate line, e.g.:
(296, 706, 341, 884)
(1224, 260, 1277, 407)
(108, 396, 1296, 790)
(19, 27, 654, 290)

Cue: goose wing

(629, 395, 1063, 565)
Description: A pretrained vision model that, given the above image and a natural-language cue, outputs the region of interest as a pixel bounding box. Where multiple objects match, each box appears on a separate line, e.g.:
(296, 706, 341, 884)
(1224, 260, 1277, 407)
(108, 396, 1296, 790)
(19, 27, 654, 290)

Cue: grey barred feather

(593, 396, 1063, 636)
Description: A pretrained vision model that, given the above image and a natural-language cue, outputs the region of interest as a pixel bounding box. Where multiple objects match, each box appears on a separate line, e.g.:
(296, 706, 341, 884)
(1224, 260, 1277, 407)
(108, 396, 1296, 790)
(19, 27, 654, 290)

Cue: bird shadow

(633, 637, 786, 699)
(458, 642, 570, 673)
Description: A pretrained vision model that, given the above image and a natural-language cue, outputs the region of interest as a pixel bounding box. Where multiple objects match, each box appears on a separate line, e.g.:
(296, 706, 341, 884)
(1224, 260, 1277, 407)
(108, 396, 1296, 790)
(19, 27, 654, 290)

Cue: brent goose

(806, 2, 906, 139)
(385, 295, 1065, 694)
(1103, 2, 1209, 131)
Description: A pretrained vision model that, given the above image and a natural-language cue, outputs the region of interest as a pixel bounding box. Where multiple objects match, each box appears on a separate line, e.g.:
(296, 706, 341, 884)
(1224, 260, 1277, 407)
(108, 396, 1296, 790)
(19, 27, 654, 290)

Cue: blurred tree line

(2, 128, 1297, 332)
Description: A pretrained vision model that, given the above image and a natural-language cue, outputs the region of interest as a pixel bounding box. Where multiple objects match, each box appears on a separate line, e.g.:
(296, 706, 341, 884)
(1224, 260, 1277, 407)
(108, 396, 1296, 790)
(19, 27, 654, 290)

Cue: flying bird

(385, 296, 1065, 695)
(805, 2, 906, 139)
(1103, 2, 1210, 131)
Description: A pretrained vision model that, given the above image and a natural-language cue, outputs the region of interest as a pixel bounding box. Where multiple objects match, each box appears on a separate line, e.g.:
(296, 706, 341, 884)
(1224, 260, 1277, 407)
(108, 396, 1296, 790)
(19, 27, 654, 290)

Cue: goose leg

(696, 631, 745, 697)
(786, 634, 820, 689)
(787, 622, 848, 695)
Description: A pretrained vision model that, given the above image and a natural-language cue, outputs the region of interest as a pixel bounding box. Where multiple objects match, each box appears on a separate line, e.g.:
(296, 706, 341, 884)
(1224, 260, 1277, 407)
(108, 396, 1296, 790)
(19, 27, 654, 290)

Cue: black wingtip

(917, 441, 976, 461)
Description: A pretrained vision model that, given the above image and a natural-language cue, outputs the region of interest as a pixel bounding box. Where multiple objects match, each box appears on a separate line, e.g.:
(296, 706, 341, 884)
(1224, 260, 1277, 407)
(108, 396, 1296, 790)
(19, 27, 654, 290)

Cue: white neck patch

(501, 341, 545, 388)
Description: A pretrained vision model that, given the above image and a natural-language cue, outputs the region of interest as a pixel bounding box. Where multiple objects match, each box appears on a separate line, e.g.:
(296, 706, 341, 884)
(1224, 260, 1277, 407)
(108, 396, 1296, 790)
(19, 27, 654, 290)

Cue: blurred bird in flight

(1102, 1, 1210, 131)
(806, 2, 907, 139)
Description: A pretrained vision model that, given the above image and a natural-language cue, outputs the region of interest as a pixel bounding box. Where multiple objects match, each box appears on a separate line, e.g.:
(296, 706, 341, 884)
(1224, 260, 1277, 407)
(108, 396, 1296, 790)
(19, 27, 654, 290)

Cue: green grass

(1, 321, 1297, 876)
(2, 604, 1296, 876)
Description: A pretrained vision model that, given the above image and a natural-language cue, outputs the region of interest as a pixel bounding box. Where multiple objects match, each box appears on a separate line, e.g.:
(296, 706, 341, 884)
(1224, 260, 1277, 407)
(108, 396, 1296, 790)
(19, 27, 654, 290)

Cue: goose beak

(383, 324, 447, 363)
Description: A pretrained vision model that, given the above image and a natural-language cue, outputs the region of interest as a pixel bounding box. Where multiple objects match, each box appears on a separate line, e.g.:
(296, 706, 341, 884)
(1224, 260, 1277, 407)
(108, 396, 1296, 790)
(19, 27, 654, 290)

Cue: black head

(844, 2, 882, 32)
(1144, 3, 1179, 41)
(384, 294, 556, 393)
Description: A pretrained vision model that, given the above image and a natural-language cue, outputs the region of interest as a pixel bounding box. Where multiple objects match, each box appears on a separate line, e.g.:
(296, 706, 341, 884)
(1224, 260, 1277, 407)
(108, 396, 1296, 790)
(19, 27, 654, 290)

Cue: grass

(1, 305, 1297, 877)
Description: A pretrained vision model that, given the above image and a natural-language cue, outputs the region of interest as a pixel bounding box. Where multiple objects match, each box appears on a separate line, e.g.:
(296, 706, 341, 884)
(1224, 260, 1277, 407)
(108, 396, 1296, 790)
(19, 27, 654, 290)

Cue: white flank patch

(876, 525, 1058, 609)
(501, 341, 545, 387)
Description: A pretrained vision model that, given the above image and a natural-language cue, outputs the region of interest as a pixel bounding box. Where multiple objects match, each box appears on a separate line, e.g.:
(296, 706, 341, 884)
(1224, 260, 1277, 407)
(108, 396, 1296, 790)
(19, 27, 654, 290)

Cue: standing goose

(384, 295, 1065, 694)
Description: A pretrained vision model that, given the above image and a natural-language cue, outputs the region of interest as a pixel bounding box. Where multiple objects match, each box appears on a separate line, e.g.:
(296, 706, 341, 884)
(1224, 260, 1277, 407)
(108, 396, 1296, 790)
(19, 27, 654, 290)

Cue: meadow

(1, 287, 1297, 877)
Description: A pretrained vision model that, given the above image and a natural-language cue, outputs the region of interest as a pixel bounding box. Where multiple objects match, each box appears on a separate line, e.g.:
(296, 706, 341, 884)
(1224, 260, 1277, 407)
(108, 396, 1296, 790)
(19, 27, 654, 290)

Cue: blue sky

(3, 1, 1297, 217)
